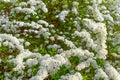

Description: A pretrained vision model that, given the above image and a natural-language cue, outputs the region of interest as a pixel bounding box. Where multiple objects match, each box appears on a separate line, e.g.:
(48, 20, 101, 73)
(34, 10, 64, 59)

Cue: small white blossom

(30, 76, 43, 80)
(38, 20, 49, 27)
(105, 62, 120, 80)
(25, 41, 30, 46)
(47, 44, 60, 49)
(75, 58, 91, 70)
(60, 72, 82, 80)
(56, 10, 69, 22)
(26, 58, 38, 67)
(94, 68, 109, 80)
(92, 4, 104, 22)
(72, 1, 79, 7)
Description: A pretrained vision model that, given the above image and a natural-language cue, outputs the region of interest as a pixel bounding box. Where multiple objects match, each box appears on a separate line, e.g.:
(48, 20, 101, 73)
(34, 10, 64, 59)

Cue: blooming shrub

(0, 0, 120, 80)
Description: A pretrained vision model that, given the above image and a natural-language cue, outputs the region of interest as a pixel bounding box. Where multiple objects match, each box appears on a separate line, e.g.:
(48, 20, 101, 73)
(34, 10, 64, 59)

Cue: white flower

(57, 36, 65, 41)
(28, 0, 48, 13)
(72, 1, 79, 7)
(30, 76, 43, 80)
(49, 24, 54, 28)
(72, 1, 79, 15)
(19, 2, 27, 7)
(96, 48, 108, 59)
(73, 21, 81, 31)
(92, 0, 102, 4)
(13, 63, 25, 71)
(92, 4, 104, 22)
(75, 58, 91, 70)
(94, 68, 109, 80)
(47, 44, 60, 49)
(38, 20, 49, 27)
(71, 48, 84, 57)
(60, 72, 82, 80)
(3, 0, 10, 2)
(41, 7, 48, 13)
(64, 39, 76, 48)
(72, 7, 78, 14)
(56, 10, 69, 22)
(39, 1, 48, 13)
(13, 7, 36, 15)
(105, 62, 120, 80)
(39, 54, 67, 75)
(25, 41, 30, 46)
(26, 58, 38, 67)
(22, 8, 37, 15)
(13, 7, 22, 13)
(37, 68, 48, 79)
(27, 0, 39, 6)
(0, 34, 24, 51)
(50, 36, 55, 41)
(54, 54, 66, 65)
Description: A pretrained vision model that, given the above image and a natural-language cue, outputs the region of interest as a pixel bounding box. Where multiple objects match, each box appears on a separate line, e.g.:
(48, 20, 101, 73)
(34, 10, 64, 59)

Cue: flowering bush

(0, 0, 120, 80)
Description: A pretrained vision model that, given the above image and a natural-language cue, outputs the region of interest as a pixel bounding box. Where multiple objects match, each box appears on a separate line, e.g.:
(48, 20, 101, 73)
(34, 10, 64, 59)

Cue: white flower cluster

(37, 20, 49, 27)
(47, 44, 61, 49)
(60, 48, 94, 60)
(109, 0, 120, 25)
(1, 20, 51, 38)
(30, 68, 48, 80)
(94, 68, 109, 80)
(3, 0, 16, 2)
(29, 54, 68, 79)
(25, 58, 38, 67)
(27, 0, 48, 13)
(83, 18, 107, 59)
(11, 50, 41, 71)
(105, 62, 120, 80)
(57, 36, 76, 49)
(60, 72, 83, 80)
(40, 55, 67, 74)
(24, 41, 30, 46)
(56, 10, 69, 22)
(0, 0, 120, 80)
(13, 7, 37, 15)
(73, 17, 81, 31)
(74, 30, 95, 48)
(71, 1, 79, 15)
(0, 34, 24, 51)
(92, 4, 104, 22)
(12, 0, 48, 15)
(8, 45, 95, 79)
(76, 58, 98, 70)
(112, 32, 120, 46)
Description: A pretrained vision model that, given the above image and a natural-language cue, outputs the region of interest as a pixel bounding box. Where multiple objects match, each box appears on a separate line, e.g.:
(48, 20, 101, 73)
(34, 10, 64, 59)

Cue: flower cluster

(0, 0, 120, 80)
(60, 72, 83, 80)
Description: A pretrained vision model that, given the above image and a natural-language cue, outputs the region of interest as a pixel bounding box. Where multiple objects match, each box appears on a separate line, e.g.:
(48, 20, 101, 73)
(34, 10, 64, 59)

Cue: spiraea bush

(0, 0, 120, 80)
